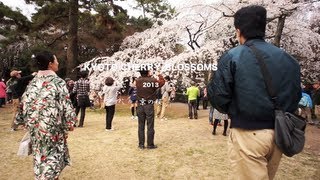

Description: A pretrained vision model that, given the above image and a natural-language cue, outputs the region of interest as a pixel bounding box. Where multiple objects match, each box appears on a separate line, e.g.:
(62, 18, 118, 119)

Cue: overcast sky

(0, 0, 191, 20)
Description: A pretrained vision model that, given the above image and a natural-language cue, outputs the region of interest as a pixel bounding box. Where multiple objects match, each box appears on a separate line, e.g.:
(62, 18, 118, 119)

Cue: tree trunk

(67, 0, 79, 78)
(142, 5, 146, 18)
(273, 15, 286, 47)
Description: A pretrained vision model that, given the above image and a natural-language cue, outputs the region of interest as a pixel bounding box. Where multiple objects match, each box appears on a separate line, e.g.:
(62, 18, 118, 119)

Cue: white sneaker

(134, 116, 138, 120)
(105, 128, 114, 131)
(131, 116, 135, 120)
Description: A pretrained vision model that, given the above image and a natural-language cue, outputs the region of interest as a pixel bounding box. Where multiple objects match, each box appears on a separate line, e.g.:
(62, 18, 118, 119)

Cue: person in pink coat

(0, 78, 6, 107)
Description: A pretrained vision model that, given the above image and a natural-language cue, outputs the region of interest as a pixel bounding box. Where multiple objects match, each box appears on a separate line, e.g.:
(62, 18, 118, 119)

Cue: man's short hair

(139, 70, 149, 77)
(234, 5, 267, 40)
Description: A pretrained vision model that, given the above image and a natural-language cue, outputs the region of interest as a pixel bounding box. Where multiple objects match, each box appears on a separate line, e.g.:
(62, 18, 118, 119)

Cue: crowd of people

(1, 4, 320, 180)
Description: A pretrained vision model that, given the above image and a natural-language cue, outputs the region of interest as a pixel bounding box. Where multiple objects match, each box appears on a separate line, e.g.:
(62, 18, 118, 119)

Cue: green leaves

(135, 0, 175, 20)
(0, 2, 31, 32)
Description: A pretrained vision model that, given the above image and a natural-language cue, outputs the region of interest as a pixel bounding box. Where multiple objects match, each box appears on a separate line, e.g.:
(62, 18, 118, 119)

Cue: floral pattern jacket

(16, 70, 77, 180)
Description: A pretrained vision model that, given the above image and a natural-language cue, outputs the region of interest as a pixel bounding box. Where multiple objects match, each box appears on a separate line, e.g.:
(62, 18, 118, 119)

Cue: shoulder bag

(246, 43, 306, 157)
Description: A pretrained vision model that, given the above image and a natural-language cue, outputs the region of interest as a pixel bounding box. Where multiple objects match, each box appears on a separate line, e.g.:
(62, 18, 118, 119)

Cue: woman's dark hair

(164, 76, 170, 81)
(105, 77, 114, 86)
(234, 5, 267, 40)
(79, 71, 88, 78)
(35, 51, 55, 70)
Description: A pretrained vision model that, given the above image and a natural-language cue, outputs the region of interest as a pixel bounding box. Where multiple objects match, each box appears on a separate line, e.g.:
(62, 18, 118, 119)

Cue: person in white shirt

(102, 77, 121, 131)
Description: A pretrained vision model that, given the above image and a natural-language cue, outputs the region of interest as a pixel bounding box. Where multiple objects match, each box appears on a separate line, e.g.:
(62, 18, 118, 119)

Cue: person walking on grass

(186, 82, 199, 119)
(209, 107, 229, 136)
(73, 71, 90, 127)
(208, 5, 301, 180)
(15, 51, 77, 179)
(102, 77, 121, 131)
(202, 86, 208, 110)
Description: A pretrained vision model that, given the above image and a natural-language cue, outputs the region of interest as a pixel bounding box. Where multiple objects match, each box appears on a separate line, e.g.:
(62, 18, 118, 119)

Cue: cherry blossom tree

(82, 0, 320, 93)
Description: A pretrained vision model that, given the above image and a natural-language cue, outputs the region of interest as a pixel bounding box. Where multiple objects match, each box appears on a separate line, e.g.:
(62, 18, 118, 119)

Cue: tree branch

(47, 32, 68, 47)
(222, 12, 234, 17)
(186, 26, 195, 50)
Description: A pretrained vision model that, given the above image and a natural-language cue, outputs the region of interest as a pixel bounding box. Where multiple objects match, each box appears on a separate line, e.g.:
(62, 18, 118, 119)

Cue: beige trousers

(156, 99, 162, 117)
(159, 96, 169, 119)
(228, 128, 282, 180)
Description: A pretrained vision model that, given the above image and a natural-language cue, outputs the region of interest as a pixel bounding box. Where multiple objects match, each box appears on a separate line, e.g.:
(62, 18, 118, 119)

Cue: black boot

(212, 119, 219, 135)
(223, 120, 228, 136)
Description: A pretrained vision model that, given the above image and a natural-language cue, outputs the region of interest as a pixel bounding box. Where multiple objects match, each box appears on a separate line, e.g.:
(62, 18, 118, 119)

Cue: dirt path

(305, 124, 320, 156)
(0, 103, 319, 179)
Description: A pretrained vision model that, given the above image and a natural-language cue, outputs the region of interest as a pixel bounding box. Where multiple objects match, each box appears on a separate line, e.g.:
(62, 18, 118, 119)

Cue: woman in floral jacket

(16, 51, 77, 179)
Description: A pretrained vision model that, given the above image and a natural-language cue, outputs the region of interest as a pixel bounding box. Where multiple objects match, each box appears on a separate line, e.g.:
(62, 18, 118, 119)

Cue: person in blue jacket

(299, 92, 313, 124)
(207, 5, 301, 180)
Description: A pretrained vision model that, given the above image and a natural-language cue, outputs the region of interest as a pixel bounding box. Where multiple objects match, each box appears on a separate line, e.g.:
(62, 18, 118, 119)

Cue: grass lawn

(0, 103, 319, 179)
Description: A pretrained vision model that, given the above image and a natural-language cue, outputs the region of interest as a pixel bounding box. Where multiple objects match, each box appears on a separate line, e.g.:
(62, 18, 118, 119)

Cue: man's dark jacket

(208, 39, 301, 130)
(11, 75, 35, 99)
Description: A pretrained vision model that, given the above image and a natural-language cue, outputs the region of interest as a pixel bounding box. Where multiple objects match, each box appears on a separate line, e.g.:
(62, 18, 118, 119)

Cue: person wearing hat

(135, 68, 165, 149)
(8, 70, 37, 131)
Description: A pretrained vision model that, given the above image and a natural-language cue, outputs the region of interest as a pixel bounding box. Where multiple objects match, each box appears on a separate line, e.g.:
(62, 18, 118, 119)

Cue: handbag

(17, 132, 32, 156)
(246, 43, 306, 157)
